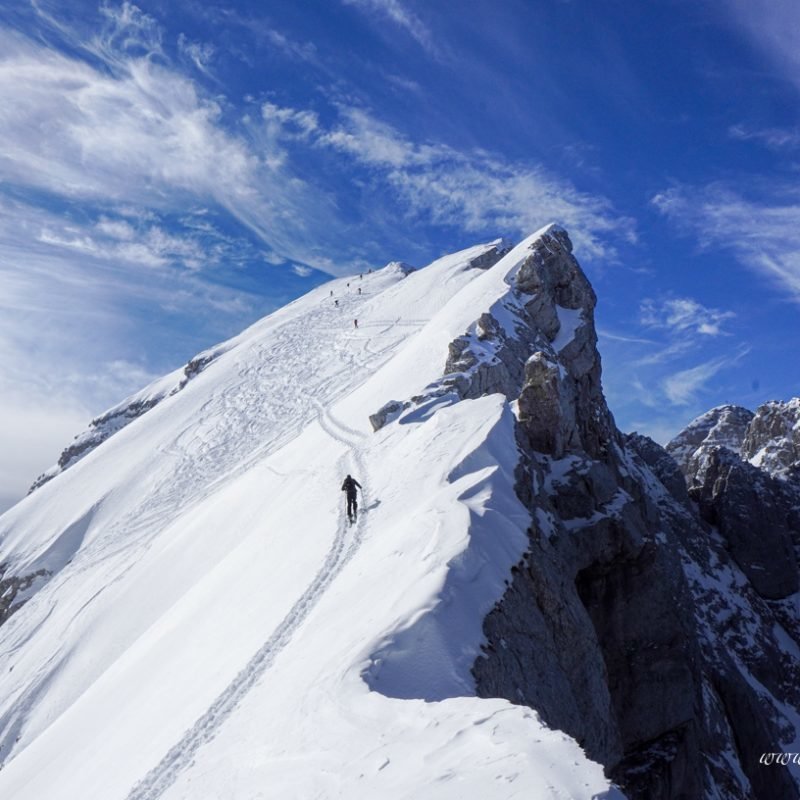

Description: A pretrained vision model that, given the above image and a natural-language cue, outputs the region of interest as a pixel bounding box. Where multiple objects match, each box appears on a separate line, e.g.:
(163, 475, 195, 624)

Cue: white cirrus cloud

(729, 124, 800, 150)
(342, 0, 435, 54)
(177, 33, 215, 76)
(0, 19, 340, 272)
(652, 184, 800, 302)
(662, 356, 734, 406)
(265, 102, 636, 259)
(723, 0, 800, 91)
(640, 297, 735, 337)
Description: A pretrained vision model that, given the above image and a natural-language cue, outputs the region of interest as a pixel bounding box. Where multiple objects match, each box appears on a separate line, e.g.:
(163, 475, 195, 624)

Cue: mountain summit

(0, 226, 798, 800)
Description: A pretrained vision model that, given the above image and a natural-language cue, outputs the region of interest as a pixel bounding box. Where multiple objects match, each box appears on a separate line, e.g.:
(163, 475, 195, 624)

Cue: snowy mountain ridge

(0, 226, 624, 799)
(1, 224, 798, 800)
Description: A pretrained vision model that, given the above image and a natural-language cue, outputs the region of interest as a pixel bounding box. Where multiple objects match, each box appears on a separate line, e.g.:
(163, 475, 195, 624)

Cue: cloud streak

(729, 124, 800, 150)
(652, 184, 800, 302)
(723, 0, 800, 92)
(0, 21, 342, 273)
(661, 352, 745, 406)
(342, 0, 436, 54)
(268, 102, 635, 259)
(640, 297, 734, 337)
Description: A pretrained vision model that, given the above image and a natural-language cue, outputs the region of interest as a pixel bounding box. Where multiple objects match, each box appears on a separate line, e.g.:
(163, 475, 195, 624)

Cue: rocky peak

(365, 224, 800, 800)
(666, 404, 754, 477)
(742, 398, 800, 482)
(371, 226, 615, 461)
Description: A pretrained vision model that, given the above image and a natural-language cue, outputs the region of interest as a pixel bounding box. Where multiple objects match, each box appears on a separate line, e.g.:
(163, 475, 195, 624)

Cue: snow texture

(0, 230, 621, 799)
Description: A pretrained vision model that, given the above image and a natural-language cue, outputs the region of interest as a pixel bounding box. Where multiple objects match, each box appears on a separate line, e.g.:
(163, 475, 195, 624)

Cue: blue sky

(1, 0, 798, 510)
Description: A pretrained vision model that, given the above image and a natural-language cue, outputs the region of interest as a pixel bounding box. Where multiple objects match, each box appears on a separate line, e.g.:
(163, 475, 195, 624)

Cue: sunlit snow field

(0, 232, 622, 799)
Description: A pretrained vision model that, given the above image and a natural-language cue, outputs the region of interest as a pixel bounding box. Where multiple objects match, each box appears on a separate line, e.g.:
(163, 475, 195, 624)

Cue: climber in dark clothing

(341, 474, 362, 521)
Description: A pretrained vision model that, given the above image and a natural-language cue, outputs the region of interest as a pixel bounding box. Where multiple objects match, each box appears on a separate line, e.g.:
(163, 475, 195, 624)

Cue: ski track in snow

(0, 287, 408, 780)
(13, 295, 403, 648)
(125, 399, 370, 800)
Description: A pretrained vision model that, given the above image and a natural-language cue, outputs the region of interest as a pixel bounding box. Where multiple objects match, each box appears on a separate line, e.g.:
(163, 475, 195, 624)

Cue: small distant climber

(359, 273, 363, 279)
(368, 268, 372, 274)
(358, 287, 362, 295)
(354, 319, 358, 328)
(341, 474, 362, 522)
(347, 282, 350, 288)
(334, 299, 339, 307)
(330, 290, 333, 297)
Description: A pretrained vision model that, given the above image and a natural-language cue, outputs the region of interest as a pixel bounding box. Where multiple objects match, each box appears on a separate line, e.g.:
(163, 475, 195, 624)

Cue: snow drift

(0, 229, 622, 799)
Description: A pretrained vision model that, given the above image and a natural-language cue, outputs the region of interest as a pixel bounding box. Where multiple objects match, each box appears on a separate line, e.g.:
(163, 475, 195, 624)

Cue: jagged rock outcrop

(373, 226, 800, 799)
(666, 405, 754, 477)
(668, 398, 800, 488)
(667, 398, 800, 599)
(625, 432, 691, 506)
(29, 348, 224, 493)
(465, 238, 514, 270)
(0, 564, 50, 626)
(688, 447, 799, 599)
(369, 239, 514, 432)
(742, 398, 800, 481)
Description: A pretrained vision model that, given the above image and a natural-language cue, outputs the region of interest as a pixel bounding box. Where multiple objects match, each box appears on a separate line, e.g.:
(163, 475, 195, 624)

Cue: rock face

(375, 226, 800, 799)
(668, 398, 800, 486)
(688, 447, 799, 599)
(29, 348, 224, 493)
(0, 564, 50, 627)
(742, 398, 800, 481)
(665, 404, 754, 476)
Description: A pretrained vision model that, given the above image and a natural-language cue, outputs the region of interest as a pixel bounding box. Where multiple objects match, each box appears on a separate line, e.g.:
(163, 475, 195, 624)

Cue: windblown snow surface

(0, 230, 622, 799)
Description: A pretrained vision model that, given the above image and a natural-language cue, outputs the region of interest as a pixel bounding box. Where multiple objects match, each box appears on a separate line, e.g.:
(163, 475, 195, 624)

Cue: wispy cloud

(266, 102, 635, 259)
(661, 353, 742, 406)
(0, 20, 346, 272)
(89, 0, 165, 64)
(177, 33, 215, 76)
(652, 184, 800, 302)
(640, 297, 734, 337)
(197, 6, 319, 64)
(729, 123, 800, 150)
(342, 0, 436, 54)
(723, 0, 800, 91)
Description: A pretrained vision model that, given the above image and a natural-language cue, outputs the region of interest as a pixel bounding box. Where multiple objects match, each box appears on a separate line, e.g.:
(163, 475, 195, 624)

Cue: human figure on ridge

(341, 474, 362, 523)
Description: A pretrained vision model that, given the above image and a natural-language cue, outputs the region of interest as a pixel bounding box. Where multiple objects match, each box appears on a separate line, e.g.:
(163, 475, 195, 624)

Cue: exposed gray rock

(666, 405, 754, 477)
(688, 446, 799, 599)
(466, 239, 514, 270)
(0, 564, 50, 626)
(369, 400, 408, 432)
(367, 225, 800, 799)
(742, 398, 800, 482)
(625, 432, 690, 506)
(370, 225, 800, 798)
(29, 347, 224, 493)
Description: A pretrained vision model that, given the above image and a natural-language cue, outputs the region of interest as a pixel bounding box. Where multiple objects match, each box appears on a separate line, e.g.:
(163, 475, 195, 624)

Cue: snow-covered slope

(0, 231, 621, 799)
